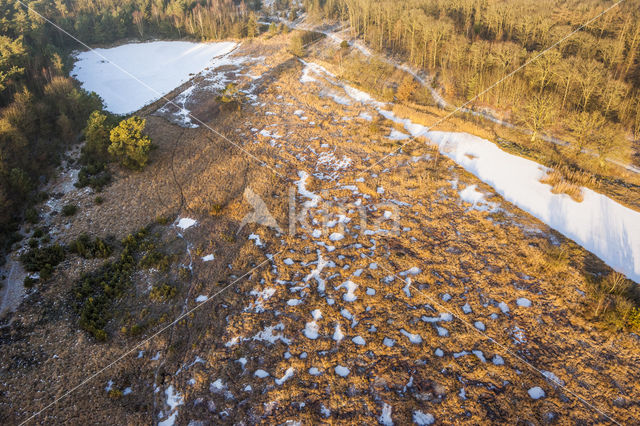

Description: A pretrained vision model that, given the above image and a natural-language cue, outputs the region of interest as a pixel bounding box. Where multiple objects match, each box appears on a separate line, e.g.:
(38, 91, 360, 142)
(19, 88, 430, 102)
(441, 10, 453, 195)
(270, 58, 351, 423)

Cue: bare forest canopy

(305, 0, 640, 157)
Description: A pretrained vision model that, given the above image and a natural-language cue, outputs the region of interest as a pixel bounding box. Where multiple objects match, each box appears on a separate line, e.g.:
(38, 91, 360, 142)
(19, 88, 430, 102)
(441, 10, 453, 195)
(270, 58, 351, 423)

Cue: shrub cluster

(68, 234, 113, 259)
(61, 203, 78, 216)
(75, 162, 112, 191)
(73, 228, 150, 341)
(20, 244, 65, 280)
(72, 227, 174, 341)
(149, 283, 177, 302)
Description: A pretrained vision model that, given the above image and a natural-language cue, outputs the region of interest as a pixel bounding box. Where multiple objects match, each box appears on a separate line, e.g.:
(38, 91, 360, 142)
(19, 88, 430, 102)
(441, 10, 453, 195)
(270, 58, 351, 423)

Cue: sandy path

(0, 258, 26, 319)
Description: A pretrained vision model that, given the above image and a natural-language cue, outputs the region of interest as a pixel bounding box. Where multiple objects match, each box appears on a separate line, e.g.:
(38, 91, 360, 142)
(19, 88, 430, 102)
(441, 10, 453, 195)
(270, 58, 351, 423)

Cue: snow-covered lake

(72, 41, 237, 114)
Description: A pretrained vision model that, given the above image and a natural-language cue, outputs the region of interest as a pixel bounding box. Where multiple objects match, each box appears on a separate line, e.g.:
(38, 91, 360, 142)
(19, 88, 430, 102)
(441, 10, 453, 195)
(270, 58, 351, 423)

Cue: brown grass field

(0, 34, 638, 425)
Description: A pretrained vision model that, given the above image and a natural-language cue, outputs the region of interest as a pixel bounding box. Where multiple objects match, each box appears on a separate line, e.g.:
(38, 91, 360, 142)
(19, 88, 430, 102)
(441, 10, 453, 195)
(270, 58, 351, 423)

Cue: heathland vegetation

(305, 0, 640, 168)
(0, 0, 267, 261)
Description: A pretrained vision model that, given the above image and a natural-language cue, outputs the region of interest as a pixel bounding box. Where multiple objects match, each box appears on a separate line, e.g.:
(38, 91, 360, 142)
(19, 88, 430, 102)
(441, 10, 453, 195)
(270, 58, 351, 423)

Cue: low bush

(586, 272, 640, 331)
(541, 241, 570, 272)
(20, 244, 65, 274)
(62, 203, 78, 216)
(23, 276, 37, 288)
(140, 248, 171, 272)
(75, 161, 112, 191)
(69, 234, 113, 259)
(209, 203, 223, 216)
(73, 230, 147, 340)
(25, 207, 40, 224)
(149, 283, 177, 302)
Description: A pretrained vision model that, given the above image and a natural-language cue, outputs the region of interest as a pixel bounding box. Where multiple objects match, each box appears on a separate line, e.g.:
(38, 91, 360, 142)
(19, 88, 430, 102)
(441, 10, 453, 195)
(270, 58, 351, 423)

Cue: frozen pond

(72, 41, 237, 114)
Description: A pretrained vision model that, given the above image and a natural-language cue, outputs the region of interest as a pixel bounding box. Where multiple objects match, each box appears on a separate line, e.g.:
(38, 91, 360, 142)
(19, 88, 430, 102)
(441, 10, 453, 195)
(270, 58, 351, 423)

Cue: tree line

(0, 0, 262, 260)
(306, 0, 640, 165)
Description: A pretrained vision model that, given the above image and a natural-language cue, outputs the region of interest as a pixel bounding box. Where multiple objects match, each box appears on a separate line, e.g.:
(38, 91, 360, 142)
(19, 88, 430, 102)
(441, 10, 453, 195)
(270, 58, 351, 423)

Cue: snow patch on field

(528, 386, 545, 399)
(72, 41, 237, 114)
(176, 218, 197, 230)
(159, 385, 184, 426)
(304, 309, 322, 339)
(335, 365, 350, 377)
(387, 129, 410, 140)
(296, 171, 321, 209)
(299, 60, 640, 283)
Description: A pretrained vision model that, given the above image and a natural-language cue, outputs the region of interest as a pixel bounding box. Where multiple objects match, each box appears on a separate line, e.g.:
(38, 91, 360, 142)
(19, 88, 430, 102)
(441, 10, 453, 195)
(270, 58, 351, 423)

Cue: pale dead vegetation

(539, 169, 584, 202)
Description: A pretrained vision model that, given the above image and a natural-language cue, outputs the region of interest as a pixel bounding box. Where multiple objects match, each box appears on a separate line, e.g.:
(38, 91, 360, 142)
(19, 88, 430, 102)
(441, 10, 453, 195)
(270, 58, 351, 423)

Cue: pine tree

(108, 116, 152, 170)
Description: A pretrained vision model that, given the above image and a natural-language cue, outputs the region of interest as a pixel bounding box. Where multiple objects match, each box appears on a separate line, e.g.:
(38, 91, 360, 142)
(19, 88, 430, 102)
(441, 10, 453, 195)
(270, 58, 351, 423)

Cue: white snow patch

(492, 355, 505, 366)
(352, 335, 366, 345)
(379, 403, 393, 426)
(304, 251, 330, 293)
(400, 267, 421, 276)
(176, 218, 197, 230)
(528, 386, 546, 399)
(337, 280, 358, 302)
(400, 329, 422, 344)
(73, 41, 237, 114)
(309, 367, 322, 376)
(516, 297, 532, 307)
(252, 323, 291, 345)
(254, 369, 270, 378)
(304, 309, 322, 339)
(275, 367, 295, 385)
(248, 234, 264, 247)
(413, 411, 435, 425)
(210, 379, 226, 392)
(329, 232, 344, 241)
(159, 385, 183, 426)
(335, 365, 350, 377)
(333, 324, 344, 342)
(296, 171, 321, 209)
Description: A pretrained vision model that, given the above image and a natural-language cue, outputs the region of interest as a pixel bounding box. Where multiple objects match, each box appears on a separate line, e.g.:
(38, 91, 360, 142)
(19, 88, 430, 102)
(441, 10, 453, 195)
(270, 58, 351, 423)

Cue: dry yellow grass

(539, 169, 585, 202)
(3, 34, 639, 426)
(313, 41, 640, 212)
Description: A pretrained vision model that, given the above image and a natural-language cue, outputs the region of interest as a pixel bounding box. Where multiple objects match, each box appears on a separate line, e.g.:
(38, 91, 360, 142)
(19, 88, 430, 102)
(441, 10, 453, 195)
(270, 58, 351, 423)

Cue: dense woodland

(306, 0, 640, 163)
(0, 0, 263, 259)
